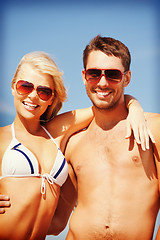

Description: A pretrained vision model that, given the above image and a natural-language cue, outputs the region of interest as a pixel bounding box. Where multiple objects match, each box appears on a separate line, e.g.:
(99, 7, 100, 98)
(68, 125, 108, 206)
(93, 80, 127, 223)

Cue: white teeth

(23, 102, 38, 108)
(96, 91, 110, 96)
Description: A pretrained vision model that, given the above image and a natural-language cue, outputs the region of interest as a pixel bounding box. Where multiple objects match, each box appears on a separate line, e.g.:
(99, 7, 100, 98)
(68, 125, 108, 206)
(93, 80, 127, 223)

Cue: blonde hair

(12, 51, 67, 122)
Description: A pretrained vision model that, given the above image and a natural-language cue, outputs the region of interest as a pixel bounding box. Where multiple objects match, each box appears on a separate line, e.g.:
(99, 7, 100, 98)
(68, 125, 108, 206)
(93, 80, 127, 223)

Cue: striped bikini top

(1, 123, 68, 194)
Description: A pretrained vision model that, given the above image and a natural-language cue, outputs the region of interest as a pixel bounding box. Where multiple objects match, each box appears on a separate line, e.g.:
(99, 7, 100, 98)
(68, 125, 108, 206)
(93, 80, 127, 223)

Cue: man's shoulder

(145, 112, 160, 129)
(145, 112, 160, 142)
(145, 112, 160, 121)
(69, 127, 88, 142)
(65, 127, 88, 153)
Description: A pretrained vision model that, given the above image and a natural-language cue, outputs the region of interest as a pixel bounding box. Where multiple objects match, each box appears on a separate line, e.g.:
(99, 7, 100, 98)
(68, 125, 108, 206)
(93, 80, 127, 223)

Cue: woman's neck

(14, 115, 42, 135)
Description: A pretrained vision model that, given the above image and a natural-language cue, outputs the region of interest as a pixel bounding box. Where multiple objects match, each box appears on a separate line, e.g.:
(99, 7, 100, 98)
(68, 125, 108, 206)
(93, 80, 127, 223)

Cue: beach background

(0, 0, 159, 239)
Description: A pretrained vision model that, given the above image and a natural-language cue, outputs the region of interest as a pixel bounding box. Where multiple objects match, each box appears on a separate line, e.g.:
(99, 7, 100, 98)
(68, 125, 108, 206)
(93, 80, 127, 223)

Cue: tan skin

(48, 51, 160, 240)
(0, 61, 155, 239)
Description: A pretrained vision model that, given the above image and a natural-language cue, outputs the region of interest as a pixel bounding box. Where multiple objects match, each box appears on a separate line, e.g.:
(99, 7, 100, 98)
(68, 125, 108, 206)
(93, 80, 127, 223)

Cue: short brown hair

(83, 35, 131, 71)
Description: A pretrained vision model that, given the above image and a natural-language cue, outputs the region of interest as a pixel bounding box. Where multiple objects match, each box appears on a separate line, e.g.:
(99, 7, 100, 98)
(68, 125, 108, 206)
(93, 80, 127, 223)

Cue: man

(48, 35, 160, 239)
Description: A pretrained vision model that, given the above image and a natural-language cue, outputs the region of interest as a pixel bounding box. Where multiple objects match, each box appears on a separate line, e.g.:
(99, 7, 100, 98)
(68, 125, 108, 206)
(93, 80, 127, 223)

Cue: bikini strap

(41, 125, 60, 149)
(11, 122, 16, 139)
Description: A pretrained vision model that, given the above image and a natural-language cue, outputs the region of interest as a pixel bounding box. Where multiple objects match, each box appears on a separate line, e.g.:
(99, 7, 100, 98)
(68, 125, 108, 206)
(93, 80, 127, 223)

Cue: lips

(23, 101, 39, 110)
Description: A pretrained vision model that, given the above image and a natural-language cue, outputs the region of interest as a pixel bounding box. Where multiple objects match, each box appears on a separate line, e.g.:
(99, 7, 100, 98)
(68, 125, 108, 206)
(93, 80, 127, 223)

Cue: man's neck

(92, 101, 128, 130)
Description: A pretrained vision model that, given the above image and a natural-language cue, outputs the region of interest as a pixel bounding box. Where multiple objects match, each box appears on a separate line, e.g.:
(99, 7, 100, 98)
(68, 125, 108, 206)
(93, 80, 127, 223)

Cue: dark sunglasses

(85, 69, 127, 84)
(15, 80, 53, 101)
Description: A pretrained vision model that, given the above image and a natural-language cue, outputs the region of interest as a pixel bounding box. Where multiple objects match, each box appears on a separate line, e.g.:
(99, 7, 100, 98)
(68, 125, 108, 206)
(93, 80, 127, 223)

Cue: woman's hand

(126, 99, 155, 151)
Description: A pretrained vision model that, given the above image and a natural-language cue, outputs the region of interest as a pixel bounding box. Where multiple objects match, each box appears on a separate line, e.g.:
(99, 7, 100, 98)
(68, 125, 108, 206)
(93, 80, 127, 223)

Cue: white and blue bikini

(1, 123, 68, 194)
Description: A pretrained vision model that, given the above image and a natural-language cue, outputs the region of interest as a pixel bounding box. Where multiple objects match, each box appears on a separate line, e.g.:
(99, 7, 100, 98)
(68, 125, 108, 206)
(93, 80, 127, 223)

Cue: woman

(0, 51, 152, 239)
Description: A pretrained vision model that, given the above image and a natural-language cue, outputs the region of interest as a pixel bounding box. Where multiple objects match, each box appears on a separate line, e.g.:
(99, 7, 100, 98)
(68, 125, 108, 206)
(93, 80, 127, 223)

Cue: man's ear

(82, 69, 86, 85)
(124, 70, 131, 87)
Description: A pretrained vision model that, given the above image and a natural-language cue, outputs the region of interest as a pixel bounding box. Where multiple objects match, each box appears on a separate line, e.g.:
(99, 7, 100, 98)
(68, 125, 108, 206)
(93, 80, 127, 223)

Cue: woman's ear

(11, 83, 15, 96)
(48, 92, 55, 106)
(124, 70, 131, 87)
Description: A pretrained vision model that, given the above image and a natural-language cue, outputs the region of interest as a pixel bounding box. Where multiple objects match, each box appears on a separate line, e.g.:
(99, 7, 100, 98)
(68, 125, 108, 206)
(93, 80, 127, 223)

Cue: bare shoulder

(0, 125, 12, 139)
(145, 112, 160, 143)
(145, 112, 160, 120)
(65, 128, 87, 157)
(0, 125, 12, 155)
(145, 112, 160, 126)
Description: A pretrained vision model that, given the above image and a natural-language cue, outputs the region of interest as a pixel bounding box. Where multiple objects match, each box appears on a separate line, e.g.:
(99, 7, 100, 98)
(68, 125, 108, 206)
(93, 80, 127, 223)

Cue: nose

(28, 89, 39, 99)
(97, 74, 109, 88)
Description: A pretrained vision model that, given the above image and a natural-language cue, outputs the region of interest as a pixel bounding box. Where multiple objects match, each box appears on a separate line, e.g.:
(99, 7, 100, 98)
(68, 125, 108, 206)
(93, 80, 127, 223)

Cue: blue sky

(0, 0, 159, 239)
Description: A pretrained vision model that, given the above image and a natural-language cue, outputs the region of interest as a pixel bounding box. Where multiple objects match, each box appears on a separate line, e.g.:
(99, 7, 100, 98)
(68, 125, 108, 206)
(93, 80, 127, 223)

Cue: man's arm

(156, 227, 160, 240)
(147, 113, 160, 239)
(47, 164, 77, 235)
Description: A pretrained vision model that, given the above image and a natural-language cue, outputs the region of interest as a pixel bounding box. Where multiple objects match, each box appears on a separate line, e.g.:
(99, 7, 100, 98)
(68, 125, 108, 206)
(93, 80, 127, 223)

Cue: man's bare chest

(69, 128, 156, 184)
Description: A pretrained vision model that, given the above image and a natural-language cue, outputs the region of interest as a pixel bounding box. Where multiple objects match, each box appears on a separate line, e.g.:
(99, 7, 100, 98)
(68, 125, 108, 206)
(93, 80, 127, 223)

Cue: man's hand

(0, 195, 10, 213)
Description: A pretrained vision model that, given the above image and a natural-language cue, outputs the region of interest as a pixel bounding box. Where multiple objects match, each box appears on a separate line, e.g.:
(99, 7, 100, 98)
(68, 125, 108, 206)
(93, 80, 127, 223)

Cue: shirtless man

(48, 35, 160, 239)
